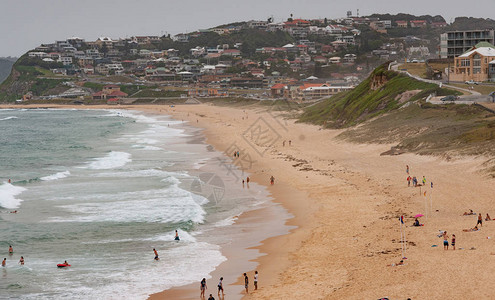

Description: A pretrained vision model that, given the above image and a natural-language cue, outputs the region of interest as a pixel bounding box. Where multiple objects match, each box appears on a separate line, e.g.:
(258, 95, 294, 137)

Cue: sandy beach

(4, 103, 495, 299)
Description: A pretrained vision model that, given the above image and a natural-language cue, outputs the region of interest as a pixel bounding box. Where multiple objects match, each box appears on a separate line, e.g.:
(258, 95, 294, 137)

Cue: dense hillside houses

(7, 12, 494, 103)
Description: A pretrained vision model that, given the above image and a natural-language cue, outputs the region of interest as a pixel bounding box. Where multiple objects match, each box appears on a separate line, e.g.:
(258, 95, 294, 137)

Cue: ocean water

(0, 109, 273, 299)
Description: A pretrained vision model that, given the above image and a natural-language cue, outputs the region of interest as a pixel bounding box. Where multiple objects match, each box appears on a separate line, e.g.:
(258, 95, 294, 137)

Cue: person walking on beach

(477, 213, 483, 227)
(451, 234, 456, 250)
(246, 177, 250, 184)
(200, 278, 207, 298)
(406, 165, 409, 174)
(288, 140, 291, 146)
(283, 140, 286, 147)
(243, 273, 249, 294)
(2, 258, 6, 267)
(153, 248, 159, 260)
(270, 176, 275, 185)
(422, 176, 426, 186)
(217, 277, 224, 296)
(254, 270, 258, 290)
(407, 176, 411, 187)
(175, 230, 180, 241)
(8, 245, 13, 254)
(443, 231, 449, 250)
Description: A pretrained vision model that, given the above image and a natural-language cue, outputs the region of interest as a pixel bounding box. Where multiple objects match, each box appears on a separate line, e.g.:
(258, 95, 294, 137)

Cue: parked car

(465, 80, 479, 85)
(440, 95, 459, 102)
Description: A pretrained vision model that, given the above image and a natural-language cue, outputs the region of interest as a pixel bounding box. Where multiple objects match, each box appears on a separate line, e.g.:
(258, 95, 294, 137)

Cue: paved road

(389, 62, 482, 96)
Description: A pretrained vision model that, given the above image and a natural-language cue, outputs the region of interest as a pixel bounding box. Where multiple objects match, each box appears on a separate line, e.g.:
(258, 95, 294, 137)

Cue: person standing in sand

(254, 270, 258, 290)
(270, 176, 275, 185)
(451, 234, 456, 250)
(477, 213, 483, 227)
(443, 231, 449, 250)
(200, 278, 207, 298)
(243, 273, 249, 293)
(406, 165, 409, 174)
(407, 176, 411, 187)
(217, 277, 224, 296)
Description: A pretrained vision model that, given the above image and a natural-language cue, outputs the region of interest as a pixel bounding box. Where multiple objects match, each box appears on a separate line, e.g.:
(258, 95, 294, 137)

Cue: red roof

(109, 91, 128, 97)
(271, 83, 286, 90)
(92, 91, 105, 96)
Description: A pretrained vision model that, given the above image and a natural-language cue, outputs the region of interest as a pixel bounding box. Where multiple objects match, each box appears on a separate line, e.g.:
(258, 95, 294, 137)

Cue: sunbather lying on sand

(463, 226, 480, 232)
(485, 213, 492, 221)
(463, 210, 475, 216)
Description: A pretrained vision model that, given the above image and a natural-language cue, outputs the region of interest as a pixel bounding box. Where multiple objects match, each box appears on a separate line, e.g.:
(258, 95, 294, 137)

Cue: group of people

(200, 271, 258, 299)
(282, 140, 292, 147)
(2, 245, 25, 267)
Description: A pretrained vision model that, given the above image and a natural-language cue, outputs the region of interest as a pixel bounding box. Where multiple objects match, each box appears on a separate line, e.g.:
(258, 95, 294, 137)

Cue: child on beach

(406, 165, 409, 174)
(486, 213, 492, 221)
(451, 235, 456, 250)
(407, 176, 411, 187)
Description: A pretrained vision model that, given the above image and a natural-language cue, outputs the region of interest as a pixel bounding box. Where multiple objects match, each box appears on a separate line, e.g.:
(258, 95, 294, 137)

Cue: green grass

(299, 64, 461, 128)
(131, 89, 184, 98)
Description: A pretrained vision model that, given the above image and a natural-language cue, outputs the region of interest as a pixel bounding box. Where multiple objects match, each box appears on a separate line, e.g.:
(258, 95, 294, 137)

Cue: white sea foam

(94, 169, 185, 179)
(46, 186, 208, 223)
(0, 116, 18, 121)
(131, 145, 163, 151)
(0, 183, 27, 209)
(84, 151, 131, 169)
(40, 171, 70, 181)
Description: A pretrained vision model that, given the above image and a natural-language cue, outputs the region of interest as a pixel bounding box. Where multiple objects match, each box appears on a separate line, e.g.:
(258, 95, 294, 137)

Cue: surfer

(153, 248, 159, 260)
(175, 230, 180, 241)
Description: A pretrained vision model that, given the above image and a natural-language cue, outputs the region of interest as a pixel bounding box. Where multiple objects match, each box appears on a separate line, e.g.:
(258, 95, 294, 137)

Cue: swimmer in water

(153, 248, 159, 260)
(175, 230, 180, 241)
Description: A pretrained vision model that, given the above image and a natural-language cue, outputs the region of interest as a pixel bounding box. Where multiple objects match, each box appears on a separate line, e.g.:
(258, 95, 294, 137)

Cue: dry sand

(5, 103, 495, 299)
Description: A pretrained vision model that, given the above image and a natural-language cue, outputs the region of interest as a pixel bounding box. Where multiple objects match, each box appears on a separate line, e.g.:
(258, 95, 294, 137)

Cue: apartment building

(440, 29, 495, 58)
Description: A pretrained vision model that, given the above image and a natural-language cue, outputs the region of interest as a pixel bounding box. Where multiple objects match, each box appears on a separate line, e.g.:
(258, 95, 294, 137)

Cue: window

(461, 59, 470, 67)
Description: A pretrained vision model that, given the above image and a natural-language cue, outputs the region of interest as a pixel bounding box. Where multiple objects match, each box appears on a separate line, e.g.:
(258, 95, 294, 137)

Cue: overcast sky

(0, 0, 493, 57)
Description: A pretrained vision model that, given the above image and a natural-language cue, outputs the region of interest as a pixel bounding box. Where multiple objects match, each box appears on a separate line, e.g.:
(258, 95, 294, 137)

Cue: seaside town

(2, 4, 495, 300)
(4, 11, 494, 105)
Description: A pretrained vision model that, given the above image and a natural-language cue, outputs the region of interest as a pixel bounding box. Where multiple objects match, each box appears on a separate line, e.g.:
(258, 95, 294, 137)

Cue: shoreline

(3, 103, 495, 299)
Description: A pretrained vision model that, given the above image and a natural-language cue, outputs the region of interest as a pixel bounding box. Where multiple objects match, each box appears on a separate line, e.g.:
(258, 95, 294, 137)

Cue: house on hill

(92, 85, 128, 100)
(450, 42, 495, 82)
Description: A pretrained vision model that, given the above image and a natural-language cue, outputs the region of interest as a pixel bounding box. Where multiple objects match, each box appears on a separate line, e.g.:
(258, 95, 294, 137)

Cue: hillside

(0, 55, 65, 101)
(299, 63, 458, 128)
(0, 57, 17, 84)
(299, 63, 495, 160)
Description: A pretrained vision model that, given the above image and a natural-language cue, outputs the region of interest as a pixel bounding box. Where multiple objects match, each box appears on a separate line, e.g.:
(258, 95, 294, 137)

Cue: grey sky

(1, 0, 493, 57)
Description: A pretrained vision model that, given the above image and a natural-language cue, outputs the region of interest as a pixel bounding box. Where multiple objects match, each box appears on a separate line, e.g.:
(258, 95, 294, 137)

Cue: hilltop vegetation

(0, 57, 17, 84)
(0, 55, 65, 101)
(299, 63, 459, 128)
